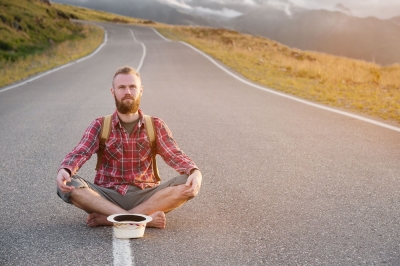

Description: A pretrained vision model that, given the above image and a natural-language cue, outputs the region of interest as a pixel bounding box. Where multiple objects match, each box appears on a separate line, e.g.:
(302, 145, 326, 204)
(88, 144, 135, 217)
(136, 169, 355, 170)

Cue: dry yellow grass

(155, 26, 400, 123)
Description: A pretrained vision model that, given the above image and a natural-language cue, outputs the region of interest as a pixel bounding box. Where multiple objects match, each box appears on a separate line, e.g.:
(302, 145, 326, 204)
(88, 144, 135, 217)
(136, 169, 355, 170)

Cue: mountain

(53, 0, 215, 26)
(392, 16, 400, 23)
(227, 7, 400, 66)
(335, 3, 353, 16)
(53, 0, 400, 65)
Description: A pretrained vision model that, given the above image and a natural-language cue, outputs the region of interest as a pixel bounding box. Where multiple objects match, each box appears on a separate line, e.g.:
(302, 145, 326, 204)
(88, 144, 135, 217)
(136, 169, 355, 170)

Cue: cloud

(264, 0, 293, 16)
(288, 0, 400, 18)
(159, 0, 243, 18)
(157, 0, 192, 10)
(159, 0, 400, 18)
(192, 6, 242, 17)
(242, 0, 257, 6)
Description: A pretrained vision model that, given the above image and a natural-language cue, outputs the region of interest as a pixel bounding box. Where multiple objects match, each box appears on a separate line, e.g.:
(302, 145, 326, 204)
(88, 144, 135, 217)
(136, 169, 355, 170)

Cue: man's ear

(110, 87, 115, 97)
(140, 86, 143, 96)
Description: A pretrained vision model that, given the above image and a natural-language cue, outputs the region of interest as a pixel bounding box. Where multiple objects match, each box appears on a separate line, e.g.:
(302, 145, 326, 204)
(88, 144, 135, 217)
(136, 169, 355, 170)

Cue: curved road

(1, 22, 400, 265)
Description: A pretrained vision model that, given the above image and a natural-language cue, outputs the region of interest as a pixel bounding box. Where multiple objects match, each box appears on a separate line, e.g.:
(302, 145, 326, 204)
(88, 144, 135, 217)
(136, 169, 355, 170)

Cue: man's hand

(182, 170, 202, 197)
(56, 168, 75, 193)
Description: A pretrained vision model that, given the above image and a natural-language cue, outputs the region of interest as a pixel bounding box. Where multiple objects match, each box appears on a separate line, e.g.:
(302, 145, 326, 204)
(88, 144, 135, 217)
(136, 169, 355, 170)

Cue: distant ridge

(392, 16, 400, 23)
(226, 7, 400, 66)
(54, 0, 214, 26)
(335, 3, 353, 16)
(53, 0, 400, 66)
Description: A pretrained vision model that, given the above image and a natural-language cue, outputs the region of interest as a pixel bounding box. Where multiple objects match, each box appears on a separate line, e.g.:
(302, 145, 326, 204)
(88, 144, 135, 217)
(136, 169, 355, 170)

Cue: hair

(112, 66, 141, 88)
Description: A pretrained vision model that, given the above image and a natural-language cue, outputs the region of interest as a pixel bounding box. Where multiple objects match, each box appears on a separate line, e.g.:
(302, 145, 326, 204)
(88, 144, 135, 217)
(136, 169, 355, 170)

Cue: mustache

(122, 95, 135, 100)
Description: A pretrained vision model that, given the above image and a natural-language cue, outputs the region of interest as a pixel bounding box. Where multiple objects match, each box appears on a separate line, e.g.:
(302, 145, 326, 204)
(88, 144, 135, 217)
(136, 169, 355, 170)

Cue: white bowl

(107, 214, 153, 239)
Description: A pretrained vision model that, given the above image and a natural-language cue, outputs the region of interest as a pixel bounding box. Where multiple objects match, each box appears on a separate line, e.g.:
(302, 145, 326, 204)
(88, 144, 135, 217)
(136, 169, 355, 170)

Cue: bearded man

(56, 66, 202, 228)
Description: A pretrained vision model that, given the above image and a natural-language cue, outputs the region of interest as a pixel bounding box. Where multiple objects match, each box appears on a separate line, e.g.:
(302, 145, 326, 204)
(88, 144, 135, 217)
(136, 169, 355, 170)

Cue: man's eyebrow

(117, 84, 137, 88)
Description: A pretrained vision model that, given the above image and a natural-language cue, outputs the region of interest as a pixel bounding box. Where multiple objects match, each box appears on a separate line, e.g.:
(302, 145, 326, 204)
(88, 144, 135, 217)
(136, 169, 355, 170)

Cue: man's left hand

(182, 170, 202, 197)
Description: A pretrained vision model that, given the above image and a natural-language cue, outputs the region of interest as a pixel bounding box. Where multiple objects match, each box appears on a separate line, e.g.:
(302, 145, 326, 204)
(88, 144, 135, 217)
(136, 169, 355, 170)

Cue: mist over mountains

(223, 5, 400, 66)
(53, 0, 400, 65)
(54, 0, 218, 26)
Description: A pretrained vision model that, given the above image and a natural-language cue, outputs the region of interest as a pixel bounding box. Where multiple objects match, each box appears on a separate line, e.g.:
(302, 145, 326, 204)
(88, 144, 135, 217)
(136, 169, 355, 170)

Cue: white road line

(177, 41, 400, 133)
(113, 233, 134, 266)
(151, 28, 400, 133)
(152, 28, 171, 42)
(111, 28, 148, 266)
(0, 27, 108, 94)
(130, 29, 147, 71)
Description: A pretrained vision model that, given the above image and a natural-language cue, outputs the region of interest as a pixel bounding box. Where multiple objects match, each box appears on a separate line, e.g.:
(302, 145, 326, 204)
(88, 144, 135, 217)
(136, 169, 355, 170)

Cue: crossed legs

(69, 184, 191, 228)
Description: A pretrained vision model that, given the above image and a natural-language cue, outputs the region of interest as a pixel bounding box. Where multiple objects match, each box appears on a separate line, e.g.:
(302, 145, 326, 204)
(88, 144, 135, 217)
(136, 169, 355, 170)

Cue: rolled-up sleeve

(154, 118, 198, 175)
(59, 119, 102, 175)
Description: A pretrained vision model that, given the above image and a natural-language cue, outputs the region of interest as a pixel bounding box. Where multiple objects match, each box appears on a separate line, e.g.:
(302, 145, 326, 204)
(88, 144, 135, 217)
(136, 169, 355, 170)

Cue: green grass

(0, 0, 85, 62)
(0, 0, 152, 88)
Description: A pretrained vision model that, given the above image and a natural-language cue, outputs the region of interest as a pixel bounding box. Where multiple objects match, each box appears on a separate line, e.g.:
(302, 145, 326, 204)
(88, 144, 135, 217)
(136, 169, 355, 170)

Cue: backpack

(95, 114, 161, 182)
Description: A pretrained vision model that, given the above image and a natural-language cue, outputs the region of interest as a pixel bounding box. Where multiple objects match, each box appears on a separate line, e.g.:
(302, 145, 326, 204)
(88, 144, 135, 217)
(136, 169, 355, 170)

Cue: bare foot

(86, 212, 113, 227)
(146, 211, 166, 229)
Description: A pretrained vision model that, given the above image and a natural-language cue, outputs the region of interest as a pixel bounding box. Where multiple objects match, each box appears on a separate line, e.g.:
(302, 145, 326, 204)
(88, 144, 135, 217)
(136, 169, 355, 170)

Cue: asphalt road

(1, 22, 400, 266)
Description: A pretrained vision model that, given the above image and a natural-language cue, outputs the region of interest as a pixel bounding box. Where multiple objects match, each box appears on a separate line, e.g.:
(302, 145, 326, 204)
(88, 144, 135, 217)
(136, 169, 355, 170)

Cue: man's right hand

(56, 168, 75, 193)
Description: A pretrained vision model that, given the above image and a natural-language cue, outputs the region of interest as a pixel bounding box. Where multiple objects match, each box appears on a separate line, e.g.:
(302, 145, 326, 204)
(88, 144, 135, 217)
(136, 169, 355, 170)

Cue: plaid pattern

(60, 109, 198, 195)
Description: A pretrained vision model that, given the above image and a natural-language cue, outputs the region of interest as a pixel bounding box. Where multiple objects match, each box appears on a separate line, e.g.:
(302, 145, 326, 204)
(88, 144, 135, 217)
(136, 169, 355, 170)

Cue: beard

(114, 95, 141, 114)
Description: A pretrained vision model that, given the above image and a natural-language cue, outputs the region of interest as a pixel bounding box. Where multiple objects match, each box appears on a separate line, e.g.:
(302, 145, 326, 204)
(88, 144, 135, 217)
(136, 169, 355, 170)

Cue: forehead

(113, 73, 141, 87)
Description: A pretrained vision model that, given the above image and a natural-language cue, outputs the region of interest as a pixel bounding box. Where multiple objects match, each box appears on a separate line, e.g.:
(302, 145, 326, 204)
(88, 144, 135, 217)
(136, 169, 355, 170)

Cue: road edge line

(179, 41, 400, 133)
(0, 27, 108, 94)
(151, 28, 171, 42)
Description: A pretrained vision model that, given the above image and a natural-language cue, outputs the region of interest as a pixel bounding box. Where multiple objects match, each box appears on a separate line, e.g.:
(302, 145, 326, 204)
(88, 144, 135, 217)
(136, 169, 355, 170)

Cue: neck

(117, 111, 140, 123)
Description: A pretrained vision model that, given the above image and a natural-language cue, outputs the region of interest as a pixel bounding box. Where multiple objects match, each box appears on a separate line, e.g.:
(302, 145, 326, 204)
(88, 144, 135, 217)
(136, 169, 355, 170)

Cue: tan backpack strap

(96, 115, 112, 171)
(144, 115, 161, 182)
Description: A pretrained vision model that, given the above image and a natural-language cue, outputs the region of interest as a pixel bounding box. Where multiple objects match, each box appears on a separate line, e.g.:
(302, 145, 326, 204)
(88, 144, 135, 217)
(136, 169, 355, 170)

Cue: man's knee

(57, 175, 89, 204)
(170, 184, 196, 200)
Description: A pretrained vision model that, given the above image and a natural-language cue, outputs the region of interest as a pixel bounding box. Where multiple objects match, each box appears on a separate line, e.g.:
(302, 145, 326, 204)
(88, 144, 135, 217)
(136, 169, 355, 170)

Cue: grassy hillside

(155, 26, 400, 123)
(1, 1, 399, 124)
(0, 0, 148, 87)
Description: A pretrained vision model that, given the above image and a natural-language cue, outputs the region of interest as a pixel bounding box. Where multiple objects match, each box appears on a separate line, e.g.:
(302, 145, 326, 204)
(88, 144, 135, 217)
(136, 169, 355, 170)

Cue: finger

(182, 187, 193, 196)
(58, 181, 74, 192)
(62, 186, 74, 193)
(185, 177, 192, 186)
(183, 186, 199, 197)
(64, 174, 72, 183)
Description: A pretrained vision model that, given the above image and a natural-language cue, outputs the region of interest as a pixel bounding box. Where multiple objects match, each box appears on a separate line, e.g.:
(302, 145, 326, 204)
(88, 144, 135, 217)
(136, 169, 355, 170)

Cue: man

(56, 66, 202, 229)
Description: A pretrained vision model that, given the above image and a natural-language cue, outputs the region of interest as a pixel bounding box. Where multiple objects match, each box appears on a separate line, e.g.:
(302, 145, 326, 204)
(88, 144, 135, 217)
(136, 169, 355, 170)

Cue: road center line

(112, 28, 148, 266)
(130, 29, 147, 72)
(113, 234, 134, 266)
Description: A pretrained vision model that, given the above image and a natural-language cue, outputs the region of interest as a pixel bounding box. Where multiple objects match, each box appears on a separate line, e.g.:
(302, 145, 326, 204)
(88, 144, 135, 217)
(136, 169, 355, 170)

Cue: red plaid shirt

(60, 110, 198, 195)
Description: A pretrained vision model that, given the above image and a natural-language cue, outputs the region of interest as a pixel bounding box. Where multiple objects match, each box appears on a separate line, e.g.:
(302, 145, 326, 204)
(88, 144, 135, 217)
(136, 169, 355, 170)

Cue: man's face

(111, 74, 143, 114)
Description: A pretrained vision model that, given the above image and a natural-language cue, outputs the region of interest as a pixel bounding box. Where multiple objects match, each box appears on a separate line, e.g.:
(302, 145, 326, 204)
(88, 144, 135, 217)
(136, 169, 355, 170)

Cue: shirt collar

(111, 109, 145, 128)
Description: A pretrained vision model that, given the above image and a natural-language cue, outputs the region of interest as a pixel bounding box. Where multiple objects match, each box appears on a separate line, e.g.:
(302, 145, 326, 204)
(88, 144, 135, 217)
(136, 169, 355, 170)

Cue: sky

(157, 0, 400, 19)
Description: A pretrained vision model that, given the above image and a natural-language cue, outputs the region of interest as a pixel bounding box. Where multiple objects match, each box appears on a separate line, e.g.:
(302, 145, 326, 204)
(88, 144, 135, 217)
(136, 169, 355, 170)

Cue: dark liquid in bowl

(114, 214, 146, 222)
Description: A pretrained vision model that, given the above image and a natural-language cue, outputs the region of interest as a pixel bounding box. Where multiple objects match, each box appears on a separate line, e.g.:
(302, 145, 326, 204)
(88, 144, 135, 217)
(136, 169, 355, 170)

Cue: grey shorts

(57, 174, 189, 211)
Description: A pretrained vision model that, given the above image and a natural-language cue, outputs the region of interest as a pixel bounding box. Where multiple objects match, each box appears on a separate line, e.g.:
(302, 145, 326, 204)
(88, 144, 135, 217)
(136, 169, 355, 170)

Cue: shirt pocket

(105, 138, 123, 161)
(136, 138, 151, 161)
